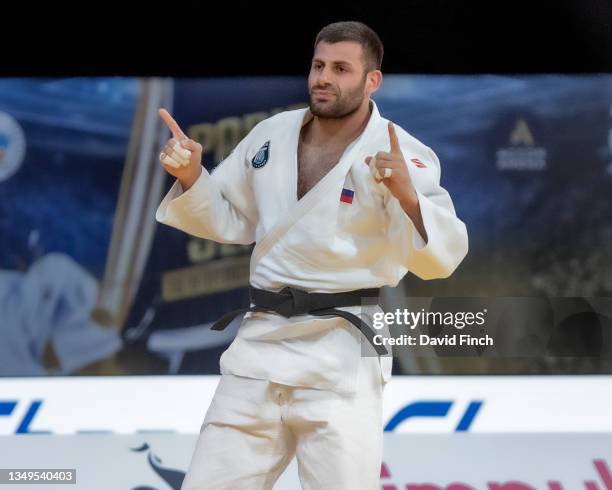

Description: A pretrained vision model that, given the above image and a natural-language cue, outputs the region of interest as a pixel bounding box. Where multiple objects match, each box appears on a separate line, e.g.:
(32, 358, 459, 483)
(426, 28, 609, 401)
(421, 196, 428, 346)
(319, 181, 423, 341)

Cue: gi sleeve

(155, 134, 257, 245)
(385, 146, 468, 280)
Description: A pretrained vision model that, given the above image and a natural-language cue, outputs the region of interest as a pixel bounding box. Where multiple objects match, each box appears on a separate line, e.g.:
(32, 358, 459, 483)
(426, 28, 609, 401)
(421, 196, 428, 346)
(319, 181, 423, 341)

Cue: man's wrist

(178, 165, 203, 192)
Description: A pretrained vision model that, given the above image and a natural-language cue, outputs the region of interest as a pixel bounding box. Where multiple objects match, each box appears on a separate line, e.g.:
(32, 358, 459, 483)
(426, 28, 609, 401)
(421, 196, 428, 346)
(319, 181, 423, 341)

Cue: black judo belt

(211, 286, 389, 356)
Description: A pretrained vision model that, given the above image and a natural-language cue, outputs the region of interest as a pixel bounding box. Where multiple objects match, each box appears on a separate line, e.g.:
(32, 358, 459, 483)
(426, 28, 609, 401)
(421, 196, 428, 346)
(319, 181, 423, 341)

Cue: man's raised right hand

(158, 108, 203, 190)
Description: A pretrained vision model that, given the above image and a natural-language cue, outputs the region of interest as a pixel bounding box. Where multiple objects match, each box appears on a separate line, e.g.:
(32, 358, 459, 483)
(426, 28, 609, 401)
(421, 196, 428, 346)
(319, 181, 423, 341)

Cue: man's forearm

(398, 188, 428, 244)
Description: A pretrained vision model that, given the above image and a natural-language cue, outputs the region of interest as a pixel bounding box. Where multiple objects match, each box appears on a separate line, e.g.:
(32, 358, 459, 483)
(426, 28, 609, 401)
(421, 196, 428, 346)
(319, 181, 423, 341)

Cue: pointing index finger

(159, 108, 186, 140)
(388, 121, 400, 154)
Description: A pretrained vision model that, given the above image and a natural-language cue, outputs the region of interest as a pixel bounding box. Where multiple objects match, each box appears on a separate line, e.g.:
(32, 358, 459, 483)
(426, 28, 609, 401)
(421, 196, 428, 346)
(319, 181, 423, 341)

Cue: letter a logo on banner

(252, 141, 271, 168)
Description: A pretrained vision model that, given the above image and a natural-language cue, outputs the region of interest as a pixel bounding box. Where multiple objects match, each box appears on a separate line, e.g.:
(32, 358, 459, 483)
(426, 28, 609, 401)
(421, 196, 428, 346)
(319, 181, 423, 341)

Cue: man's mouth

(312, 89, 335, 98)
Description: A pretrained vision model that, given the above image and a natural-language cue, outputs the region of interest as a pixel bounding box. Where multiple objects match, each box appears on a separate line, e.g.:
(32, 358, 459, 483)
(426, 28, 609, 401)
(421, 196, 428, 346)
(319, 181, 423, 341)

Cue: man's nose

(314, 66, 333, 86)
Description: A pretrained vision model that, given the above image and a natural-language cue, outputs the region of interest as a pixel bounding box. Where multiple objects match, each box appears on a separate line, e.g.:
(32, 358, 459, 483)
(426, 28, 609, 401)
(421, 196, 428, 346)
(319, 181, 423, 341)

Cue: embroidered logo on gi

(340, 188, 354, 204)
(252, 141, 271, 168)
(411, 158, 427, 168)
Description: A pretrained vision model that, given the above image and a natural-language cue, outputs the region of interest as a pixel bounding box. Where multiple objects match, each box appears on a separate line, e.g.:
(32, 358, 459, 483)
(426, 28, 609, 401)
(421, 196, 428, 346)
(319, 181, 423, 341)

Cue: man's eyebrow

(311, 58, 354, 66)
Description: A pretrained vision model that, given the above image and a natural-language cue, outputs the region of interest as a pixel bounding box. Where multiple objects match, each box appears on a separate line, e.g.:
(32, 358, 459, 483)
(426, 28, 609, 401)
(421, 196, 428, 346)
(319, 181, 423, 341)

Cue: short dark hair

(314, 21, 384, 72)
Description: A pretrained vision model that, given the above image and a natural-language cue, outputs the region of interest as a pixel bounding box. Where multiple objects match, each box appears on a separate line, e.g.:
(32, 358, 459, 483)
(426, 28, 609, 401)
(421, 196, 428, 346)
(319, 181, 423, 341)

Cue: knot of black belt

(210, 285, 389, 356)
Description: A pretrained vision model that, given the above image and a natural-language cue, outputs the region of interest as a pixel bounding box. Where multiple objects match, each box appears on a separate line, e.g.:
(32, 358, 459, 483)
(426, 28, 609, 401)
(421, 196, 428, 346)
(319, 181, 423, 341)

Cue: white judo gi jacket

(156, 99, 468, 394)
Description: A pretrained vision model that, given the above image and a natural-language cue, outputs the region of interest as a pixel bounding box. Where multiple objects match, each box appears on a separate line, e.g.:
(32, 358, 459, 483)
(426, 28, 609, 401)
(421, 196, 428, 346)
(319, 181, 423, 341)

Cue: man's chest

(247, 132, 389, 242)
(297, 140, 348, 200)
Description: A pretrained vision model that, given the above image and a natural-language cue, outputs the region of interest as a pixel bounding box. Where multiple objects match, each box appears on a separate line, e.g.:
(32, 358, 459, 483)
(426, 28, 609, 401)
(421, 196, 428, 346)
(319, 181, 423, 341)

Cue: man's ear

(367, 70, 383, 94)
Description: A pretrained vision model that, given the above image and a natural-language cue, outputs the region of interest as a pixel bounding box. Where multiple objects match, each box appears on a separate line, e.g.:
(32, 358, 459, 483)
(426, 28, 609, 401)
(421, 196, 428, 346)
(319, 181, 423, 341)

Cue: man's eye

(336, 66, 346, 72)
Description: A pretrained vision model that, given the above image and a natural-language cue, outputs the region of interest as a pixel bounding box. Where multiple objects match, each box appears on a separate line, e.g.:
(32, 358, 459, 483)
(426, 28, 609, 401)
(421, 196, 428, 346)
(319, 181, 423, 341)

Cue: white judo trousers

(181, 355, 384, 490)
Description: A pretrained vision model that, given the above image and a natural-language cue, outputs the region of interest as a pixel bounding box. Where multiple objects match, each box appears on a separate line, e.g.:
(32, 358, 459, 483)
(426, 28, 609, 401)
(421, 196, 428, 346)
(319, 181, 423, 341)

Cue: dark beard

(308, 78, 367, 119)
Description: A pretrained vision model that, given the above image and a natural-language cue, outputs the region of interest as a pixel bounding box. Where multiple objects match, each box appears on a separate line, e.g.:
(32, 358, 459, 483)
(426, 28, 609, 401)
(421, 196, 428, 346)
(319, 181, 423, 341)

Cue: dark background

(4, 0, 612, 76)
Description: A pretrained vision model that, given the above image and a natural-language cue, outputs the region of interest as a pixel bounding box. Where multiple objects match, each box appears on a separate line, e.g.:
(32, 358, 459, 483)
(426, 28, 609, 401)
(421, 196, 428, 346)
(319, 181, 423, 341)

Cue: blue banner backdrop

(0, 75, 611, 376)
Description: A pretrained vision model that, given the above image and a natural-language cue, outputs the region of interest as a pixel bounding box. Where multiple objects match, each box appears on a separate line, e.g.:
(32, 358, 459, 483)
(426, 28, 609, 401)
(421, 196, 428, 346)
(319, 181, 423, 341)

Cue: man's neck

(306, 100, 372, 146)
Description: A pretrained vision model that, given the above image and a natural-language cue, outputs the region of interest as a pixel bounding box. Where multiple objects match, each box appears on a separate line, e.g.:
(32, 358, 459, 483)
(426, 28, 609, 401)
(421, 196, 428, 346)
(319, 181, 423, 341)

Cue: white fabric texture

(155, 99, 468, 395)
(181, 355, 384, 490)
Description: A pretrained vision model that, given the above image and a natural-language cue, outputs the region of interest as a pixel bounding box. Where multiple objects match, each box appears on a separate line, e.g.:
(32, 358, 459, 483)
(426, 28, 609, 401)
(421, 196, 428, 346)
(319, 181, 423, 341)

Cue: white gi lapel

(250, 100, 382, 278)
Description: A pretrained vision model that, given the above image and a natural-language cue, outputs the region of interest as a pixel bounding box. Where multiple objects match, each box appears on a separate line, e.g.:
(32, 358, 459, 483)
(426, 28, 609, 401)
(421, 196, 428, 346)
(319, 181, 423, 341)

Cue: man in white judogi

(156, 21, 468, 490)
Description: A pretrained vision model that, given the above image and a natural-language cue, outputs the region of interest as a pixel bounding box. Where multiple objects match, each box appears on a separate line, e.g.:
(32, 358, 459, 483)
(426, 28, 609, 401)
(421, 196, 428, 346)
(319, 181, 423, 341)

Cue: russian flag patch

(340, 188, 354, 204)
